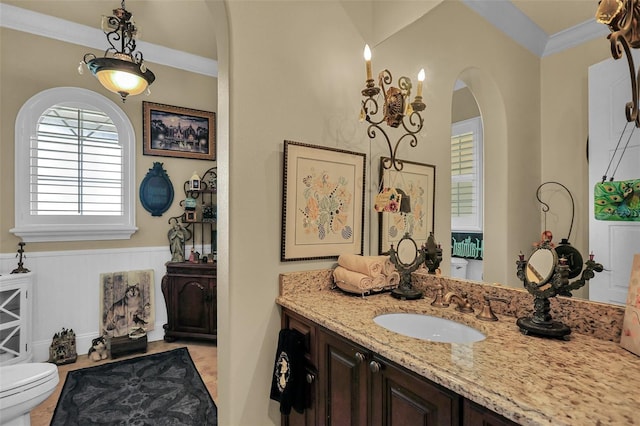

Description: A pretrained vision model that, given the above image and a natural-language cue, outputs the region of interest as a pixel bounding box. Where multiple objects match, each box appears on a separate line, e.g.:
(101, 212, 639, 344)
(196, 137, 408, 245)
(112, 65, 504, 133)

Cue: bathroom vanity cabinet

(0, 272, 33, 365)
(162, 262, 217, 342)
(281, 308, 515, 426)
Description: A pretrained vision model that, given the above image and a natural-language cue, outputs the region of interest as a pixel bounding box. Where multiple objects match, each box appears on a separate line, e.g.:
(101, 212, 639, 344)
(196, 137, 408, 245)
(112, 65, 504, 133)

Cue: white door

(588, 54, 640, 305)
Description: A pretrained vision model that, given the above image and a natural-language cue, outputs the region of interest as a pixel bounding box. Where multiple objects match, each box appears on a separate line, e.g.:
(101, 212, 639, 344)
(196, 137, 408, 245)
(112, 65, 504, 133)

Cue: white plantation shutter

(33, 106, 123, 216)
(12, 87, 136, 242)
(451, 117, 483, 231)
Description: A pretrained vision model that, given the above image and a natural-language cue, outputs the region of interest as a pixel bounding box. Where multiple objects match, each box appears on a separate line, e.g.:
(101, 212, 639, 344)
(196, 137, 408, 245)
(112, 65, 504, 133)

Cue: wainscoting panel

(1, 246, 172, 362)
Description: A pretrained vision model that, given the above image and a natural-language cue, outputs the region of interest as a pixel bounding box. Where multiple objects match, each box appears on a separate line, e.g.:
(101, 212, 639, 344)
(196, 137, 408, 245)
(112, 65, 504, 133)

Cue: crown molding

(462, 0, 607, 58)
(542, 19, 610, 57)
(0, 3, 218, 78)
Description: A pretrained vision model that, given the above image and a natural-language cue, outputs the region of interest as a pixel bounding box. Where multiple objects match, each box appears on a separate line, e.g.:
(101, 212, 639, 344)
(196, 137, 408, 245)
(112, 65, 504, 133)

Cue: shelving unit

(170, 167, 217, 261)
(162, 167, 217, 343)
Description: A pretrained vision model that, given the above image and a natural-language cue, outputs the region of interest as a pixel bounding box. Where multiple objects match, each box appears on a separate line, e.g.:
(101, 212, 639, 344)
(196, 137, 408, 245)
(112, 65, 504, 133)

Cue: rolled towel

(370, 274, 388, 292)
(386, 271, 400, 288)
(377, 256, 396, 276)
(337, 254, 386, 278)
(333, 266, 372, 294)
(333, 266, 395, 295)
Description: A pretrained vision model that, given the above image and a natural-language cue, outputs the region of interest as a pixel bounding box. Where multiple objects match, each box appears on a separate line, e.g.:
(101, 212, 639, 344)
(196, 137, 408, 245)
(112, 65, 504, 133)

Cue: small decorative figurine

(11, 242, 30, 274)
(168, 218, 189, 262)
(88, 336, 108, 361)
(48, 328, 77, 365)
(189, 171, 201, 191)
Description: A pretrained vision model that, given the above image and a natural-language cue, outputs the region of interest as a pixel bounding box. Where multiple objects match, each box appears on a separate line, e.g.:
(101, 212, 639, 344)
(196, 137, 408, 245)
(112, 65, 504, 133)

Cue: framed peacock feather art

(594, 179, 640, 221)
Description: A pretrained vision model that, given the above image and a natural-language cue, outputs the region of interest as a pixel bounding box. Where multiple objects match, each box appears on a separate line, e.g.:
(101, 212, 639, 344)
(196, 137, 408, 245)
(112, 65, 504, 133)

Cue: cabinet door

(282, 310, 318, 426)
(370, 355, 460, 426)
(463, 399, 518, 426)
(318, 330, 369, 426)
(173, 276, 214, 334)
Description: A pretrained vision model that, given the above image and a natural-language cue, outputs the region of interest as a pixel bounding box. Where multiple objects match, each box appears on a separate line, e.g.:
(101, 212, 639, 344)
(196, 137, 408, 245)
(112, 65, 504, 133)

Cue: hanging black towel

(270, 328, 306, 415)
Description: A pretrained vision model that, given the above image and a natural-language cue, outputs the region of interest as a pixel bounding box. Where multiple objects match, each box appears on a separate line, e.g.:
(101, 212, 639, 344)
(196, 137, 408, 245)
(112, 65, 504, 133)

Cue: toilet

(0, 362, 59, 426)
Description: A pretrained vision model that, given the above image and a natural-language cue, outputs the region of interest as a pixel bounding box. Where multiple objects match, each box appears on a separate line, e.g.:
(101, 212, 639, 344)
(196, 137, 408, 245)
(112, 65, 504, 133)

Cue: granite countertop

(276, 273, 640, 425)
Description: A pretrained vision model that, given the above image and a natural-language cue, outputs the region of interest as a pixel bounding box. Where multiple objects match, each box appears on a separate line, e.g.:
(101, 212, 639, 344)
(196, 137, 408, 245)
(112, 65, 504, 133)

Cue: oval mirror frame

(525, 247, 557, 286)
(396, 234, 419, 267)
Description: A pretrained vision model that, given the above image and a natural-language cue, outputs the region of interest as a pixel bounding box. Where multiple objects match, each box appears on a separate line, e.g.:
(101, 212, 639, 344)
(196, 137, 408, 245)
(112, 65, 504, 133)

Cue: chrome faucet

(443, 292, 474, 314)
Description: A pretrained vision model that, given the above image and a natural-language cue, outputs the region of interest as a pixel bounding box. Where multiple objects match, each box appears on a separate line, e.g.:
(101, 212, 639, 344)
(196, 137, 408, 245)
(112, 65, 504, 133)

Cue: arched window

(11, 87, 137, 242)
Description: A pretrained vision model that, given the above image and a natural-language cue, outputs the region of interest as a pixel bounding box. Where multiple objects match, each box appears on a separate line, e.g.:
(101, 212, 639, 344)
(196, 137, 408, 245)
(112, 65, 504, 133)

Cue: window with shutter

(12, 87, 137, 242)
(451, 117, 483, 231)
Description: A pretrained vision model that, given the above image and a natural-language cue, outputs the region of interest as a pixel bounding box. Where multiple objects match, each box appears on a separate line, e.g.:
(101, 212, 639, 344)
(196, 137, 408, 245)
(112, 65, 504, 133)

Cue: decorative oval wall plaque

(139, 162, 174, 216)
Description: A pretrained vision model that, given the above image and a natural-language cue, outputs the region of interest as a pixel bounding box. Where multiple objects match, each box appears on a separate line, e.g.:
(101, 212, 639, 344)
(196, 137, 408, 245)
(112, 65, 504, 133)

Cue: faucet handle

(455, 293, 474, 314)
(476, 294, 510, 321)
(430, 282, 449, 308)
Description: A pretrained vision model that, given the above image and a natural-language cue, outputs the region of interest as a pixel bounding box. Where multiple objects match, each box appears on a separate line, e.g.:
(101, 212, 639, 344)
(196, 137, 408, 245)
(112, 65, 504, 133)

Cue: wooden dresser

(161, 262, 217, 342)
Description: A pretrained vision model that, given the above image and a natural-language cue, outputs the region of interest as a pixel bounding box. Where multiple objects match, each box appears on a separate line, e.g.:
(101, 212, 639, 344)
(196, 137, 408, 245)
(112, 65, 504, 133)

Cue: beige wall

(0, 1, 619, 425)
(0, 27, 217, 253)
(540, 38, 610, 298)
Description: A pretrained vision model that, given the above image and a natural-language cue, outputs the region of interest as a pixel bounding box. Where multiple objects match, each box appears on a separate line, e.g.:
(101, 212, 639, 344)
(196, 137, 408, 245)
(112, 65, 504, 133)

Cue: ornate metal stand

(11, 242, 30, 274)
(516, 244, 603, 340)
(389, 234, 425, 300)
(423, 232, 442, 274)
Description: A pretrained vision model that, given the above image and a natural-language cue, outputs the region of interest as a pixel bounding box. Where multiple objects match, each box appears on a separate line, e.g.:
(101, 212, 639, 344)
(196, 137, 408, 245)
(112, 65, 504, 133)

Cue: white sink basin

(373, 313, 486, 344)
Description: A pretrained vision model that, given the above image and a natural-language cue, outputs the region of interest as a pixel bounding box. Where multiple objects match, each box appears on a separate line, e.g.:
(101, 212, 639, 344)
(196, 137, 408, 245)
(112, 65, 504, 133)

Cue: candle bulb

(519, 251, 525, 261)
(590, 251, 595, 261)
(417, 68, 425, 97)
(364, 44, 372, 80)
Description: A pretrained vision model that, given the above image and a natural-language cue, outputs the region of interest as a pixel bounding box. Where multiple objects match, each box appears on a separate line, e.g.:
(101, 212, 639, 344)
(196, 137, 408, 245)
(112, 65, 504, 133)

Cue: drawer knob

(369, 360, 381, 373)
(355, 352, 366, 363)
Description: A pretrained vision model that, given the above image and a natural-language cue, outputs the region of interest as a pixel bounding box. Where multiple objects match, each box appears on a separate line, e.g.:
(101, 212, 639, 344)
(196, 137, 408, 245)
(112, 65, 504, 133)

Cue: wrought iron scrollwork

(361, 69, 425, 171)
(598, 0, 640, 126)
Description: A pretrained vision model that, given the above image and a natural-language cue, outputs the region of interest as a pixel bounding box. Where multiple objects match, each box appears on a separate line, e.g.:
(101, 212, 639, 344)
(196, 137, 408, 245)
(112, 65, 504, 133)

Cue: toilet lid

(0, 363, 58, 396)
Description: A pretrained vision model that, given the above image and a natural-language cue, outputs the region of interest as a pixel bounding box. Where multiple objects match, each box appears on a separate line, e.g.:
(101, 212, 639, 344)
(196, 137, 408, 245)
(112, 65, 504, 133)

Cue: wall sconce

(361, 44, 426, 171)
(596, 0, 640, 126)
(78, 0, 155, 102)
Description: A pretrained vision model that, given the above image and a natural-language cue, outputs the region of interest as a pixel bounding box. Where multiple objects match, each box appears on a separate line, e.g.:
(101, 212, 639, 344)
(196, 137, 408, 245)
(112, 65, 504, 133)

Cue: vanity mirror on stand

(389, 233, 425, 300)
(516, 240, 603, 339)
(388, 232, 442, 300)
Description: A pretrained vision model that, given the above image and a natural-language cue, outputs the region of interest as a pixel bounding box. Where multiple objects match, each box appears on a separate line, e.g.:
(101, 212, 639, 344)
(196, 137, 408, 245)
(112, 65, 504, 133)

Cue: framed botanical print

(281, 140, 366, 261)
(378, 157, 436, 254)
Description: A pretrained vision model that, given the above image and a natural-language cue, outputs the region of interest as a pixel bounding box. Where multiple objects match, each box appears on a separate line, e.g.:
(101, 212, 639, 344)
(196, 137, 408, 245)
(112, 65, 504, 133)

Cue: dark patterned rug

(51, 347, 217, 426)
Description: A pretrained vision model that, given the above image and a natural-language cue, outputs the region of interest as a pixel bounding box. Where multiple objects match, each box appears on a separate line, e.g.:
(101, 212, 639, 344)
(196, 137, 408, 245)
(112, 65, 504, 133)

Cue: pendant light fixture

(79, 0, 155, 102)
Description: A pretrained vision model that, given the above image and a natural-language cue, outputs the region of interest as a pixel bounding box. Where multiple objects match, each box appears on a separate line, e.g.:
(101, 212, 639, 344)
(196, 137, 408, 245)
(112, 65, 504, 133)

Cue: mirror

(396, 235, 419, 266)
(525, 247, 556, 286)
(389, 233, 425, 300)
(516, 241, 604, 339)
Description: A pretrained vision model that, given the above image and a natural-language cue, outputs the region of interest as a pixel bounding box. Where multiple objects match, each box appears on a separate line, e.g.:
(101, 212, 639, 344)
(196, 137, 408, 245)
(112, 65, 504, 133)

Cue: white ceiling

(0, 0, 610, 72)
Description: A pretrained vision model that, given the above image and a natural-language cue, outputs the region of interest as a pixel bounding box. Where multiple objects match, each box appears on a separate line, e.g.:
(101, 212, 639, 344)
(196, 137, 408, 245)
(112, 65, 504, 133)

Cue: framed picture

(99, 269, 155, 338)
(378, 157, 435, 254)
(281, 140, 366, 261)
(143, 102, 215, 160)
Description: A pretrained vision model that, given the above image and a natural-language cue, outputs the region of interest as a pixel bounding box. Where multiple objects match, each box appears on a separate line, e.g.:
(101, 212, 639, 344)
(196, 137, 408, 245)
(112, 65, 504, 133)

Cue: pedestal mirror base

(516, 317, 571, 340)
(391, 287, 423, 300)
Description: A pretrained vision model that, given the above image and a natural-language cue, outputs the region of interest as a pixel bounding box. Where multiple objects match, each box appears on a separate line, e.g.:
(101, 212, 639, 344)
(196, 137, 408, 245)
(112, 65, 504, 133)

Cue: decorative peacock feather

(594, 179, 640, 220)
